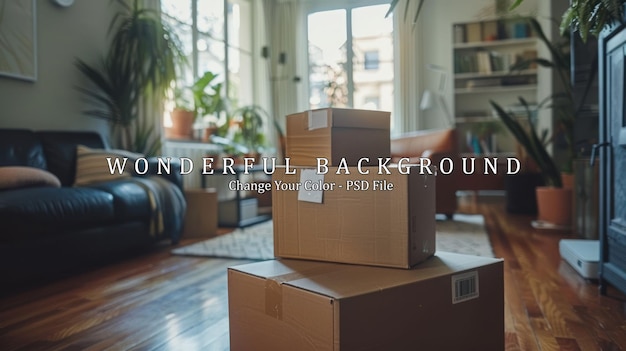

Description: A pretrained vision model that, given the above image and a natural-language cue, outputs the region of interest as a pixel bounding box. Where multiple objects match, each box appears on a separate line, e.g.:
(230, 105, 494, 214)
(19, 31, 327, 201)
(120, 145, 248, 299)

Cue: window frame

(162, 0, 254, 103)
(304, 0, 394, 110)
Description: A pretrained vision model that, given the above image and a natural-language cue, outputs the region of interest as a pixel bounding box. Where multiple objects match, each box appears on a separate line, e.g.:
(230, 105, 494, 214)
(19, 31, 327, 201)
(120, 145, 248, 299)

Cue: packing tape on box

(264, 264, 348, 320)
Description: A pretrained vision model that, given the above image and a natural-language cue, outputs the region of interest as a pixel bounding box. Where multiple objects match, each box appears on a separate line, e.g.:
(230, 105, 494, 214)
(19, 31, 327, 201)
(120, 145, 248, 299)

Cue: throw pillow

(74, 145, 143, 186)
(0, 166, 62, 190)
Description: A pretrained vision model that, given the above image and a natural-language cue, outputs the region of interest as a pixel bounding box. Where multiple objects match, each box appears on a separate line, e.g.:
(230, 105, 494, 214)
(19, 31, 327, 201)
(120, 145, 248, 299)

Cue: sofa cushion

(74, 145, 142, 186)
(0, 187, 115, 241)
(0, 166, 61, 190)
(37, 131, 106, 186)
(0, 129, 47, 169)
(86, 180, 151, 221)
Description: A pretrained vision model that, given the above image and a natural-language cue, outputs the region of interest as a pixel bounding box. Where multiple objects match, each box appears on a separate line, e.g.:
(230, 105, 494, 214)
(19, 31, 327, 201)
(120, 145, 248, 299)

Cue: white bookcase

(452, 18, 539, 155)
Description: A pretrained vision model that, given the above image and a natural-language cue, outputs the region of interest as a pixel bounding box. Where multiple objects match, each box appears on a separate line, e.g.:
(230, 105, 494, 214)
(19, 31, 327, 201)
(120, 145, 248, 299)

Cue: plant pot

(170, 109, 195, 139)
(536, 186, 573, 226)
(202, 126, 218, 142)
(561, 172, 574, 189)
(505, 172, 544, 214)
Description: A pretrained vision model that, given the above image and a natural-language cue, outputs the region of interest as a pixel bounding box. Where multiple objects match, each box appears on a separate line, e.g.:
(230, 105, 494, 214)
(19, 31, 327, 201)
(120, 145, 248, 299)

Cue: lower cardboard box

(228, 252, 504, 351)
(272, 166, 435, 268)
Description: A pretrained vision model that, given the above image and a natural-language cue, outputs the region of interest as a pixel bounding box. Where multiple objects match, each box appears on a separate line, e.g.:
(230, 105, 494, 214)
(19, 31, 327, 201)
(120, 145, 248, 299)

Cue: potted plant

(169, 85, 195, 139)
(75, 0, 183, 155)
(491, 17, 576, 226)
(232, 105, 268, 160)
(168, 71, 227, 140)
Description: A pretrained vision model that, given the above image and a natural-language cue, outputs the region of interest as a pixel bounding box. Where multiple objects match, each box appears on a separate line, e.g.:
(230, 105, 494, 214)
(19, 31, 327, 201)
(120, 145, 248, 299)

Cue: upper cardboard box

(272, 165, 435, 268)
(286, 108, 391, 166)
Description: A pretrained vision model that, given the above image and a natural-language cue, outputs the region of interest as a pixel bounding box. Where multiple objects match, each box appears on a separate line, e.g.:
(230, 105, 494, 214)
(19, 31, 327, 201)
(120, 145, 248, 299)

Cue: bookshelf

(452, 18, 539, 155)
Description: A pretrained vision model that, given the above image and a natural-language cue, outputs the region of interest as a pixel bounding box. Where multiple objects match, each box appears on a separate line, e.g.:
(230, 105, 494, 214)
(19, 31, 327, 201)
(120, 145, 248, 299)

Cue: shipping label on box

(228, 253, 504, 351)
(272, 165, 435, 268)
(286, 108, 391, 166)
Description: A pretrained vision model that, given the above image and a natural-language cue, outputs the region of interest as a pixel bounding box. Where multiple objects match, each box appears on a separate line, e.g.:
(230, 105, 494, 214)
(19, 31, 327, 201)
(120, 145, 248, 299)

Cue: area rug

(172, 214, 494, 260)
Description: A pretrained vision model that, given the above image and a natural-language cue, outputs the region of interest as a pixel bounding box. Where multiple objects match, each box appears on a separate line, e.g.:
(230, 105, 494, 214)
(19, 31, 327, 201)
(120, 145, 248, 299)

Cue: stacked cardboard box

(229, 108, 504, 350)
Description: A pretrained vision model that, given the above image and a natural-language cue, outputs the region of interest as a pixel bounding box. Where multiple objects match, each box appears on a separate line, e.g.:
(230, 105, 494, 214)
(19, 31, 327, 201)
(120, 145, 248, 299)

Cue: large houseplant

(75, 0, 183, 155)
(491, 17, 585, 225)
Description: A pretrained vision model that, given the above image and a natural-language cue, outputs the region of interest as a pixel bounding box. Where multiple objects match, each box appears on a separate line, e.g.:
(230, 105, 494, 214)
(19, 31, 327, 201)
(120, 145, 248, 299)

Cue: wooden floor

(1, 195, 625, 350)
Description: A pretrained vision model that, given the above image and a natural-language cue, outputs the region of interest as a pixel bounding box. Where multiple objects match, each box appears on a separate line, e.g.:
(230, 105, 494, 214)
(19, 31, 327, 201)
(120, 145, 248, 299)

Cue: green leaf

(509, 0, 524, 11)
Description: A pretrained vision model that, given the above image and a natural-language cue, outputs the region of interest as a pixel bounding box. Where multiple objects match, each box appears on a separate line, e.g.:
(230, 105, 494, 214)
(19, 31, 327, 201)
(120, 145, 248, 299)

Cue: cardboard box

(286, 108, 391, 166)
(272, 166, 435, 268)
(228, 252, 504, 351)
(183, 188, 218, 238)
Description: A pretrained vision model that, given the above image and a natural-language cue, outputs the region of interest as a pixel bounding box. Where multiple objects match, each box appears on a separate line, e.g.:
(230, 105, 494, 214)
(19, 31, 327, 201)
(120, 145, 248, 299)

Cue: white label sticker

(308, 110, 328, 130)
(297, 169, 324, 203)
(451, 271, 479, 304)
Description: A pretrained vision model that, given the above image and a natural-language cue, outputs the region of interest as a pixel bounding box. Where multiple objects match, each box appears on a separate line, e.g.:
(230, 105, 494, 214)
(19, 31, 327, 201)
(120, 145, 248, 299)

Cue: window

(161, 0, 253, 125)
(307, 3, 394, 117)
(364, 51, 380, 70)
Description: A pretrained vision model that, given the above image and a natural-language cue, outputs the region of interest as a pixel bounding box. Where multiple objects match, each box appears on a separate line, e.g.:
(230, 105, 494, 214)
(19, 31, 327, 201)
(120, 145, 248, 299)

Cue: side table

(201, 166, 271, 228)
(183, 188, 218, 238)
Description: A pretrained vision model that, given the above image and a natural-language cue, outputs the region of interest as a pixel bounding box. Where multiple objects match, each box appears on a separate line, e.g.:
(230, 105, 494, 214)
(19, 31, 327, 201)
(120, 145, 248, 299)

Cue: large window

(161, 0, 253, 125)
(307, 3, 394, 115)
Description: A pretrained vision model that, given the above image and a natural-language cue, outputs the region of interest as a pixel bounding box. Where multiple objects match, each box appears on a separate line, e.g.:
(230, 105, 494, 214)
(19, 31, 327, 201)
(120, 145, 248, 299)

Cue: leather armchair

(391, 128, 459, 218)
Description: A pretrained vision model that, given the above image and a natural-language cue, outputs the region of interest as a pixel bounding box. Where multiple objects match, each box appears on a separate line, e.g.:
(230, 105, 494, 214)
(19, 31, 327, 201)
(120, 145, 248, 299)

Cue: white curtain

(262, 0, 303, 135)
(393, 0, 422, 133)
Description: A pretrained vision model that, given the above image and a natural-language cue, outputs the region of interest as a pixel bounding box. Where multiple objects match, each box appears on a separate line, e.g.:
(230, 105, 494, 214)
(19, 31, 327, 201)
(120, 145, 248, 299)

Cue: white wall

(416, 0, 539, 130)
(0, 1, 117, 138)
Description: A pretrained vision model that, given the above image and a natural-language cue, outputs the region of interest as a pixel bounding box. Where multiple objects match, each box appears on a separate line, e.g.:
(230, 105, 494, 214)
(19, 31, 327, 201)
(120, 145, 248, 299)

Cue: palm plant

(75, 0, 183, 155)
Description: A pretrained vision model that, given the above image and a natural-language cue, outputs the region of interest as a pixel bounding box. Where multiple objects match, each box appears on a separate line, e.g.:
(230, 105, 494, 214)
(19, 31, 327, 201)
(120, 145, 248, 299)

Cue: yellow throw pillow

(73, 145, 143, 186)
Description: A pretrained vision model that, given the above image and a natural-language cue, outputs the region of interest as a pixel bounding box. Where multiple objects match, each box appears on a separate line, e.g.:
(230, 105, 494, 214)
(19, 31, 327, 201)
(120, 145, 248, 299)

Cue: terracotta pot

(536, 186, 573, 226)
(561, 172, 574, 189)
(202, 126, 218, 142)
(170, 109, 195, 139)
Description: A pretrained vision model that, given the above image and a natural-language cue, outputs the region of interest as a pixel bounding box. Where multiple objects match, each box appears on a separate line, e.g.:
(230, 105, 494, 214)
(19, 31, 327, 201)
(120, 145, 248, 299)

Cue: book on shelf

(454, 50, 517, 74)
(465, 131, 498, 155)
(454, 24, 466, 44)
(482, 21, 498, 41)
(466, 22, 482, 42)
(466, 78, 502, 88)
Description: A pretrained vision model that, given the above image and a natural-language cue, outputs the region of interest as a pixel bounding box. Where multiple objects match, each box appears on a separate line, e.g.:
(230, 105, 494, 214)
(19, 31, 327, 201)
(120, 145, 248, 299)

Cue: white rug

(172, 214, 494, 260)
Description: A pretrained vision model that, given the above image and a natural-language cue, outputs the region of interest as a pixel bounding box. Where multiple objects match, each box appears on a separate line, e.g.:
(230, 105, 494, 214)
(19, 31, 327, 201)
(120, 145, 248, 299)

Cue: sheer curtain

(262, 0, 305, 136)
(393, 0, 423, 133)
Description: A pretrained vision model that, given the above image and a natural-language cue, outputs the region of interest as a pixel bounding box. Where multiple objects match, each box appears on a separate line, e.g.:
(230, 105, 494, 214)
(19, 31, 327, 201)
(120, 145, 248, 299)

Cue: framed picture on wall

(0, 0, 37, 82)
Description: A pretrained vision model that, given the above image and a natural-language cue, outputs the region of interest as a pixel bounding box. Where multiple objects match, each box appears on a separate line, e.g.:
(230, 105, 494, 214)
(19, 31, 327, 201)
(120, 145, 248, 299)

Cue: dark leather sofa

(0, 129, 186, 288)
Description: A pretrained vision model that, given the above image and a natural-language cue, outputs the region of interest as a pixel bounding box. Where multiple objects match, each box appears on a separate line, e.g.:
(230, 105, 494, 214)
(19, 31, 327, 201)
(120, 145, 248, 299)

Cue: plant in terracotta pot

(231, 105, 268, 160)
(169, 85, 196, 139)
(492, 99, 572, 225)
(168, 70, 229, 140)
(491, 17, 577, 226)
